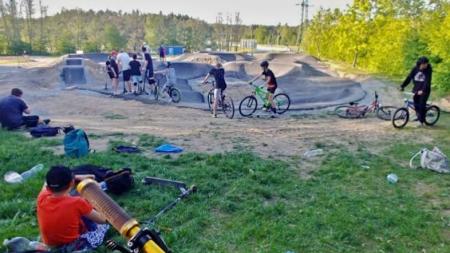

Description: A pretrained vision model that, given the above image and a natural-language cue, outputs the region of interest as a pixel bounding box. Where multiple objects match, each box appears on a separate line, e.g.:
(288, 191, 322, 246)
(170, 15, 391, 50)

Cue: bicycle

(391, 93, 440, 128)
(335, 92, 396, 120)
(238, 82, 291, 117)
(205, 81, 235, 119)
(152, 72, 181, 103)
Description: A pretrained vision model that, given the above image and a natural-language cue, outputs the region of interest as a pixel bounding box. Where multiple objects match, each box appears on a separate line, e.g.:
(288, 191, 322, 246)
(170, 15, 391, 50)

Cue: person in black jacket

(401, 56, 432, 126)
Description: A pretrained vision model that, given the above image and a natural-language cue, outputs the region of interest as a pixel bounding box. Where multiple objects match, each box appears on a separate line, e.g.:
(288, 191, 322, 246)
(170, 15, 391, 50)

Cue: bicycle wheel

(239, 96, 258, 117)
(335, 105, 362, 119)
(222, 96, 235, 119)
(376, 106, 397, 121)
(273, 93, 291, 114)
(392, 107, 409, 129)
(425, 105, 440, 126)
(169, 88, 181, 103)
(207, 89, 214, 112)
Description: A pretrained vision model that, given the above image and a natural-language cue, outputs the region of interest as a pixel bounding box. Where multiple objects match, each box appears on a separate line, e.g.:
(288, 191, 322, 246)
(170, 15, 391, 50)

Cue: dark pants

(413, 93, 430, 123)
(22, 115, 39, 128)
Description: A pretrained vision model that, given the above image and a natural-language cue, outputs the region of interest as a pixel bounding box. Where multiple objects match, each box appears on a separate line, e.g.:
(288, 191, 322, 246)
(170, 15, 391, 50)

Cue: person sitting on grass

(37, 166, 109, 252)
(202, 63, 227, 118)
(0, 88, 49, 130)
(129, 54, 143, 95)
(249, 61, 278, 115)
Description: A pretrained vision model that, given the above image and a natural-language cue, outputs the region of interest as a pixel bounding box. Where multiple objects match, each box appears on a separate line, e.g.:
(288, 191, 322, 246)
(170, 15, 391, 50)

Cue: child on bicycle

(400, 56, 433, 126)
(249, 60, 277, 114)
(129, 54, 143, 95)
(160, 62, 177, 102)
(202, 63, 227, 118)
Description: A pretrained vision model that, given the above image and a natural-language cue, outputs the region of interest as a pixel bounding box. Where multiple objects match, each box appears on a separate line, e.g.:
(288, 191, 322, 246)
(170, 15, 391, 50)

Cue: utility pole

(295, 0, 310, 51)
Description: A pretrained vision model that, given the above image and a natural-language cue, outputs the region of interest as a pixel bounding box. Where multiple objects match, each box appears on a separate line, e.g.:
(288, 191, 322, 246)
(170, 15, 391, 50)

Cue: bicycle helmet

(260, 60, 269, 68)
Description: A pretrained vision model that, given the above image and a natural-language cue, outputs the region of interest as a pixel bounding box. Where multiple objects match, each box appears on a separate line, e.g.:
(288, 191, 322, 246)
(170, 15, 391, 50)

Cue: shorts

(267, 86, 277, 94)
(214, 88, 224, 101)
(122, 70, 131, 82)
(131, 75, 143, 85)
(108, 72, 116, 79)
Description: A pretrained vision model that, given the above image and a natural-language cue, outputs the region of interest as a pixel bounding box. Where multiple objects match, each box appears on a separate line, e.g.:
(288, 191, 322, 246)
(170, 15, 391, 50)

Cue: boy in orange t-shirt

(37, 166, 109, 251)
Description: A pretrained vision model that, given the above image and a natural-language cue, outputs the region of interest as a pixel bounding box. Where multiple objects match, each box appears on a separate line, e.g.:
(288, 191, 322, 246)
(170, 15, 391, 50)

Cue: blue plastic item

(155, 144, 184, 154)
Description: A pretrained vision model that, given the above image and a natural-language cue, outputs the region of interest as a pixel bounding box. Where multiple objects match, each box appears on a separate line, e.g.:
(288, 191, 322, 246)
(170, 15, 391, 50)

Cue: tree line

(301, 0, 450, 92)
(0, 0, 298, 55)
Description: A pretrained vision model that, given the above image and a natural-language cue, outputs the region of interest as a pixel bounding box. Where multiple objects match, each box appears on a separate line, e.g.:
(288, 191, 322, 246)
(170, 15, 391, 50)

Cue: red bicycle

(335, 92, 396, 120)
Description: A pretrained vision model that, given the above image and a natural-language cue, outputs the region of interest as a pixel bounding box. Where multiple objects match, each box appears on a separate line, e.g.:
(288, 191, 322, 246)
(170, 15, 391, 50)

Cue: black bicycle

(153, 73, 181, 103)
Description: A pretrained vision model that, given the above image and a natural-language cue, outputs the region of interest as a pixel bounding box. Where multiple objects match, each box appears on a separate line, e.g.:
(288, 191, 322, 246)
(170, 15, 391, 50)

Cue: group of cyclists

(105, 47, 433, 124)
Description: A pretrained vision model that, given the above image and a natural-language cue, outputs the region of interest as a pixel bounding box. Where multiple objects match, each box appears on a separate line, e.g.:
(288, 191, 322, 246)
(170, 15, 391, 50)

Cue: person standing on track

(129, 54, 143, 95)
(249, 60, 278, 115)
(400, 56, 433, 127)
(117, 49, 132, 94)
(202, 63, 227, 118)
(142, 46, 155, 91)
(159, 45, 166, 63)
(106, 52, 120, 96)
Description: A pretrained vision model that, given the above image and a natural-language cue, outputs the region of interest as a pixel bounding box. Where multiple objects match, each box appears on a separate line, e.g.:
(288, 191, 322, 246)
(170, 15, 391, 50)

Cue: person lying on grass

(37, 166, 109, 251)
(0, 88, 49, 130)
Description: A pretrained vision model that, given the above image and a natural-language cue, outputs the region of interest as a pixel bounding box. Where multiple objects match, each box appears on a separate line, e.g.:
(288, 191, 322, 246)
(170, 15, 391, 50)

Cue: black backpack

(104, 168, 134, 195)
(30, 126, 60, 138)
(72, 165, 134, 195)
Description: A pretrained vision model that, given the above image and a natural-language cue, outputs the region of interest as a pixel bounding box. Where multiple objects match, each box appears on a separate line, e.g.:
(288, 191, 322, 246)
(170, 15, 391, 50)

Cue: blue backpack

(64, 129, 90, 158)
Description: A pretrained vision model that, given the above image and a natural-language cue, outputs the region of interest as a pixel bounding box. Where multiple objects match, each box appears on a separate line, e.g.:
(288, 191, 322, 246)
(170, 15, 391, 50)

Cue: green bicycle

(239, 83, 291, 117)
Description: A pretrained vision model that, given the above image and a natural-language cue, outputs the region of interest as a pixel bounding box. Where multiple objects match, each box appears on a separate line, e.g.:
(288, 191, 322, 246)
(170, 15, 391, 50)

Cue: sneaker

(413, 118, 419, 122)
(212, 114, 217, 118)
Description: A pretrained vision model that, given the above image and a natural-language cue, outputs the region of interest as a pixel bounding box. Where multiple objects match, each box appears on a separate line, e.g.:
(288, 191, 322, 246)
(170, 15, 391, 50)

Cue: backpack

(30, 126, 60, 138)
(113, 145, 141, 154)
(104, 168, 134, 195)
(71, 165, 134, 195)
(64, 129, 90, 158)
(410, 147, 449, 174)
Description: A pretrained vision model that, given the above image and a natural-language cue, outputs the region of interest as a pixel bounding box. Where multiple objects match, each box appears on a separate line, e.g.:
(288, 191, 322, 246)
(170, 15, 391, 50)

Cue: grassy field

(1, 115, 450, 252)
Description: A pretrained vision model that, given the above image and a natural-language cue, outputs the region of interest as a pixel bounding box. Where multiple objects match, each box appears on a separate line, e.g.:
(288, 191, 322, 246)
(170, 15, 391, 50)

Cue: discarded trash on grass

(304, 149, 324, 159)
(387, 173, 398, 184)
(4, 164, 44, 184)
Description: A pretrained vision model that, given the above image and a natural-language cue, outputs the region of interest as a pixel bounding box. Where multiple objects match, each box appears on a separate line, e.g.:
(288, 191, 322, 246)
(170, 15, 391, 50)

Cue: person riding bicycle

(400, 56, 433, 126)
(159, 62, 177, 102)
(202, 63, 227, 118)
(249, 60, 277, 114)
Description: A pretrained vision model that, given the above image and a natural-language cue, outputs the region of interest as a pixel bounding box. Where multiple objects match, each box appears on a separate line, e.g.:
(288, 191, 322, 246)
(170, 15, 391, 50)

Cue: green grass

(1, 115, 450, 252)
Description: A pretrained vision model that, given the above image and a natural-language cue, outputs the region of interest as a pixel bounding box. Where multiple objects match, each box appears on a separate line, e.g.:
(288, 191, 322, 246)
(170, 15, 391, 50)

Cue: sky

(42, 0, 352, 26)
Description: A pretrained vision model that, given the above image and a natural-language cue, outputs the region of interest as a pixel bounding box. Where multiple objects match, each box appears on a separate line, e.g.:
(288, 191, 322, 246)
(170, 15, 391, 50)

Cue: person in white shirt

(117, 49, 132, 94)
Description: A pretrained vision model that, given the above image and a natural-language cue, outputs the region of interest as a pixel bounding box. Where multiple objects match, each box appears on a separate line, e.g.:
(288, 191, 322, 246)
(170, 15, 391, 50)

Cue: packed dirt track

(0, 53, 440, 158)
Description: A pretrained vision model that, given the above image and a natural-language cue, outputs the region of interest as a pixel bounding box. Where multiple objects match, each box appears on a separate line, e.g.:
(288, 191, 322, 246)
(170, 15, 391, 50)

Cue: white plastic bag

(410, 147, 449, 174)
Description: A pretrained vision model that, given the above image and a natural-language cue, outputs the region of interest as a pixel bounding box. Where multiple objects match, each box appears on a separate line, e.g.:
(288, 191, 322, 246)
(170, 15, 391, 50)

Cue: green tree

(103, 24, 127, 50)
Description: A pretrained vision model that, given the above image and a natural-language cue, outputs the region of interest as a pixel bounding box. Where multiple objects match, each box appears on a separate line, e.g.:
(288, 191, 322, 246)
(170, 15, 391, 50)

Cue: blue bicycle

(392, 93, 440, 128)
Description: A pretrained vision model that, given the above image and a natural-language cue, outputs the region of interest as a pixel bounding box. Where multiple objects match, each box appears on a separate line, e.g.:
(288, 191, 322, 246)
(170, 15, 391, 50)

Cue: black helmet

(260, 60, 269, 68)
(417, 56, 429, 65)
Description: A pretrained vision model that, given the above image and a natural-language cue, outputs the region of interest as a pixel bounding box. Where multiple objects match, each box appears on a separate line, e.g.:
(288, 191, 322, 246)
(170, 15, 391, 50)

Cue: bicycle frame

(347, 92, 381, 114)
(251, 84, 271, 105)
